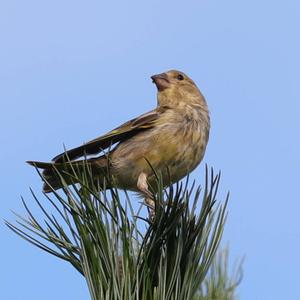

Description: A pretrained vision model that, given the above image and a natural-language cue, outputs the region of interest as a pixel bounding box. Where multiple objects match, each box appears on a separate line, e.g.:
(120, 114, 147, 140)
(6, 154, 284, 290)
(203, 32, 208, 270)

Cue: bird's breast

(111, 107, 210, 190)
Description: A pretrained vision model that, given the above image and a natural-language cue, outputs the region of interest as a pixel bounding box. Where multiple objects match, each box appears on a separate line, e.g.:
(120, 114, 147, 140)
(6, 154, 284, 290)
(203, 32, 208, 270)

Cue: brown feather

(27, 157, 109, 193)
(52, 108, 168, 163)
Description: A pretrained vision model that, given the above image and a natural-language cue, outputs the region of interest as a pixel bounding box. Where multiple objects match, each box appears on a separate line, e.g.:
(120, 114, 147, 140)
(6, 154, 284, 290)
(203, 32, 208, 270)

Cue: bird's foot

(137, 172, 155, 221)
(145, 197, 155, 221)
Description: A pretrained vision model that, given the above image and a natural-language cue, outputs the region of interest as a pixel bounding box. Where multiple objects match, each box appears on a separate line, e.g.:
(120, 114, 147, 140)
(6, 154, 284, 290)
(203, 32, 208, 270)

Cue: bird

(27, 70, 210, 210)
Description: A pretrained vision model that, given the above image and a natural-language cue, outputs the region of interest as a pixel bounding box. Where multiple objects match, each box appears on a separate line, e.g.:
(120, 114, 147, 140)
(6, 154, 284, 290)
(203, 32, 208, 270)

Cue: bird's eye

(177, 74, 184, 81)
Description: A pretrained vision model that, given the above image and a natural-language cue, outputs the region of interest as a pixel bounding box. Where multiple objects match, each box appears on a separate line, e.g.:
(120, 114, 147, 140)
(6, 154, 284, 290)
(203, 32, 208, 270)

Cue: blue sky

(1, 0, 299, 299)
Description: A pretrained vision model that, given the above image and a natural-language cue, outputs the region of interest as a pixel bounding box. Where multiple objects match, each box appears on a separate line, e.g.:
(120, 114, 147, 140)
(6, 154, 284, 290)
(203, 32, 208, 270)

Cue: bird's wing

(53, 107, 168, 163)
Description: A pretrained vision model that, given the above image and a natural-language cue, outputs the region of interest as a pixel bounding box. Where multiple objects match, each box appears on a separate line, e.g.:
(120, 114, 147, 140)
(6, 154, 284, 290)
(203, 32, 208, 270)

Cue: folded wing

(52, 107, 167, 163)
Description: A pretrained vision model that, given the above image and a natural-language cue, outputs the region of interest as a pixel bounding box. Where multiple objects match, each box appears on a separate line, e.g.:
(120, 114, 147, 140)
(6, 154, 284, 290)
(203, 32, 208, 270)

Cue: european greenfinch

(27, 70, 210, 208)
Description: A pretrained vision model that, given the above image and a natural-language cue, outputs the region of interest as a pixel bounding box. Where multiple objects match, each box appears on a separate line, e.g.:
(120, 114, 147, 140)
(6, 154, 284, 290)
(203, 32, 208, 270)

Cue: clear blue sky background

(1, 1, 299, 299)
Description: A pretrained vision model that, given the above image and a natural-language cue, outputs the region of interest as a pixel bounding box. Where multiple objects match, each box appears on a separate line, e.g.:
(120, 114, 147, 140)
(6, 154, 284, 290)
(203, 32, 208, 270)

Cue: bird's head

(151, 70, 205, 107)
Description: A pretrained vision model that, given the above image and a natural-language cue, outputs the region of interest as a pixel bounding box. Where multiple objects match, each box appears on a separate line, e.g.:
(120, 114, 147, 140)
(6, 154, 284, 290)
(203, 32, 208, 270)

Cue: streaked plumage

(27, 70, 210, 198)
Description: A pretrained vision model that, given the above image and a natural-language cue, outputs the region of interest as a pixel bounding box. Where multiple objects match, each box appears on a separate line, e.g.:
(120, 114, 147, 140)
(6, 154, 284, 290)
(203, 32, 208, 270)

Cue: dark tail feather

(27, 157, 109, 193)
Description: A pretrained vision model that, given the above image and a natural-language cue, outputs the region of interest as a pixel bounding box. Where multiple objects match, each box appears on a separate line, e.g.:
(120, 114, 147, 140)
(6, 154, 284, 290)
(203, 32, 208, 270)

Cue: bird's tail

(27, 157, 109, 193)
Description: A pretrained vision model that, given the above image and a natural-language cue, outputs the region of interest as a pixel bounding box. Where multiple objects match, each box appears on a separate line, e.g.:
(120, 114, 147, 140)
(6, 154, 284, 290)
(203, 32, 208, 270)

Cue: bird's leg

(137, 172, 155, 219)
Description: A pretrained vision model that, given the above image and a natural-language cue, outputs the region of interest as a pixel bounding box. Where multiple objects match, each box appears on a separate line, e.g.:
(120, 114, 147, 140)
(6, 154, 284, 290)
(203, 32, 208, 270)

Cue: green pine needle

(6, 162, 242, 300)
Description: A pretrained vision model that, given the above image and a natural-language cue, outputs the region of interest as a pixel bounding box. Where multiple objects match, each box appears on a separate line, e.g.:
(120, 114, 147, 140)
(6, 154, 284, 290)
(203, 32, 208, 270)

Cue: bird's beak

(151, 73, 170, 91)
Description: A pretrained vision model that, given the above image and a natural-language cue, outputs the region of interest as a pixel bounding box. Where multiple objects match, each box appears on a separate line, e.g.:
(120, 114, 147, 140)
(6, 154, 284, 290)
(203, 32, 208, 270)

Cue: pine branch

(6, 163, 240, 300)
